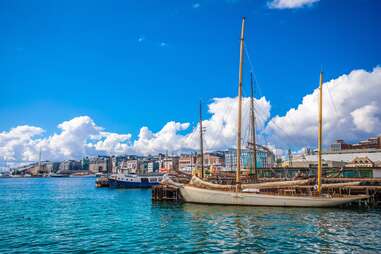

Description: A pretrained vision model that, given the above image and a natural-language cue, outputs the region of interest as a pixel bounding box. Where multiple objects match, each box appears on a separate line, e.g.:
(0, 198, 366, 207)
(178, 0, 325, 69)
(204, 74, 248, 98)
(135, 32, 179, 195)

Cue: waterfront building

(88, 156, 113, 174)
(89, 157, 107, 173)
(45, 161, 60, 173)
(201, 152, 225, 168)
(179, 154, 197, 172)
(117, 160, 129, 174)
(346, 157, 375, 168)
(161, 156, 179, 172)
(282, 159, 346, 168)
(147, 161, 159, 173)
(330, 136, 381, 151)
(126, 159, 140, 173)
(224, 146, 275, 171)
(81, 157, 90, 171)
(303, 149, 381, 164)
(59, 160, 82, 173)
(112, 155, 134, 174)
(138, 160, 149, 174)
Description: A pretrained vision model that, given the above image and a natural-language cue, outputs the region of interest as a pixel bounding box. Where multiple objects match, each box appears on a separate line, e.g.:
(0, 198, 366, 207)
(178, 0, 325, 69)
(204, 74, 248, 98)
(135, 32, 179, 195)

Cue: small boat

(50, 173, 70, 177)
(178, 17, 368, 207)
(108, 174, 164, 188)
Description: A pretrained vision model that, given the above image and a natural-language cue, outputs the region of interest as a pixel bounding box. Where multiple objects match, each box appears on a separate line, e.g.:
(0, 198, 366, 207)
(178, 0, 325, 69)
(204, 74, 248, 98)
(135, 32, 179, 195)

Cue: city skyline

(1, 0, 381, 162)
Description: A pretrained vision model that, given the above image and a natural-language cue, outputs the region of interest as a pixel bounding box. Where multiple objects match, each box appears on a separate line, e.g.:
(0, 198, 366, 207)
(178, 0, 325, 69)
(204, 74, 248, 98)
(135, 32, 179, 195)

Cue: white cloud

(41, 116, 102, 160)
(93, 132, 133, 155)
(133, 96, 271, 155)
(192, 3, 200, 8)
(201, 97, 271, 151)
(0, 116, 133, 162)
(265, 67, 381, 148)
(134, 122, 191, 155)
(351, 103, 381, 133)
(160, 42, 167, 47)
(0, 96, 271, 161)
(268, 0, 319, 9)
(0, 126, 44, 161)
(2, 66, 380, 162)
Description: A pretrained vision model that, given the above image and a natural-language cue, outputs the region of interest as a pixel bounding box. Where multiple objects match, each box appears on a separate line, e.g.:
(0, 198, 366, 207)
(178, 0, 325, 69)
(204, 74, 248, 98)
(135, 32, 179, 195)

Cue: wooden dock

(152, 185, 181, 201)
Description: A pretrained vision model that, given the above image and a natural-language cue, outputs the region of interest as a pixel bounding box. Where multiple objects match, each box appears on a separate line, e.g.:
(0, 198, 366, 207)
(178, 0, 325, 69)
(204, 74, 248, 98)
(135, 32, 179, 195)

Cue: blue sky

(0, 0, 380, 155)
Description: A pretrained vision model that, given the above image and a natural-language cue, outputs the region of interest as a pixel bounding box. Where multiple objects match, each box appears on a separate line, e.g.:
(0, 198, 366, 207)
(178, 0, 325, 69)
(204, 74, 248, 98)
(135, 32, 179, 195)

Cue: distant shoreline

(0, 175, 96, 179)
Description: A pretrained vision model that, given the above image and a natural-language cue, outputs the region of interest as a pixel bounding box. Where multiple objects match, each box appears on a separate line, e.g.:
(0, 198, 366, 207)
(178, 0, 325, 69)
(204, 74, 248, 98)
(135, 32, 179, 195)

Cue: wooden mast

(236, 17, 245, 192)
(317, 71, 323, 194)
(250, 72, 257, 182)
(199, 101, 204, 179)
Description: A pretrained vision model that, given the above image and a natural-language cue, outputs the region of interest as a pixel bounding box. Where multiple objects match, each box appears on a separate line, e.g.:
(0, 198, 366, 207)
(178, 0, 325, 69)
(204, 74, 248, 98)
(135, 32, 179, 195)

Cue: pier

(152, 185, 181, 202)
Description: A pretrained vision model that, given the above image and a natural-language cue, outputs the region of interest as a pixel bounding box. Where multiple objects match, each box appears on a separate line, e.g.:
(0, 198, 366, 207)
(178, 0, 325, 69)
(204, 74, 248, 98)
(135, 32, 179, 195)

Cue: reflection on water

(1, 178, 380, 253)
(173, 203, 380, 253)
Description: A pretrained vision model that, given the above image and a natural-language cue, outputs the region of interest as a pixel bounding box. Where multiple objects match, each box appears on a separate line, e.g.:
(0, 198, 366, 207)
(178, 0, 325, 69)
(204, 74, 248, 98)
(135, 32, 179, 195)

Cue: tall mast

(250, 72, 257, 182)
(199, 101, 204, 179)
(236, 17, 245, 192)
(317, 71, 323, 194)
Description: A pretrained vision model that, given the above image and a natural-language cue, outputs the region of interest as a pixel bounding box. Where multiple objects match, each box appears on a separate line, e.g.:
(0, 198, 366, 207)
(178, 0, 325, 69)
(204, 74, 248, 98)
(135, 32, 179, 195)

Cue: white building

(304, 149, 381, 163)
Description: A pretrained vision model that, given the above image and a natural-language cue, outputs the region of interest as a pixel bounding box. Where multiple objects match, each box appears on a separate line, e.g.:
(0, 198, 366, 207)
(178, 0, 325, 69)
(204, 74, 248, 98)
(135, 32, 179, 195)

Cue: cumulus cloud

(93, 132, 132, 155)
(1, 66, 380, 162)
(0, 116, 133, 162)
(201, 97, 271, 151)
(0, 96, 271, 162)
(351, 103, 381, 133)
(132, 96, 271, 155)
(265, 67, 381, 148)
(40, 116, 102, 160)
(268, 0, 319, 9)
(134, 122, 191, 155)
(0, 126, 44, 161)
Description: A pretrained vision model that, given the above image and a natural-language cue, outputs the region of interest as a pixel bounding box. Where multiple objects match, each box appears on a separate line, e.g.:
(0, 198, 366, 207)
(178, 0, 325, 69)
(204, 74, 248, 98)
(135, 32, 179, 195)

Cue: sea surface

(0, 177, 380, 253)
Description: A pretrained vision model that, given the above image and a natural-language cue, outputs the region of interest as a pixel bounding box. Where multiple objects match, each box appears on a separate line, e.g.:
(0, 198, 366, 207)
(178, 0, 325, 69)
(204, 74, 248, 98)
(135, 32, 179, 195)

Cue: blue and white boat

(108, 173, 164, 188)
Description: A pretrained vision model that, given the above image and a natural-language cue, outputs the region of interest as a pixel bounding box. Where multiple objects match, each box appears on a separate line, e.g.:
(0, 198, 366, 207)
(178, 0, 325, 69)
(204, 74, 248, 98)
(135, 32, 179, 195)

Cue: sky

(1, 0, 381, 163)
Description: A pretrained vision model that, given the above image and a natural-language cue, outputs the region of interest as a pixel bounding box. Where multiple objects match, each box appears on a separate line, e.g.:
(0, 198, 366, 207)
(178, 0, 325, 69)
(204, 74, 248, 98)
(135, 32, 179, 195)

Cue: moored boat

(50, 173, 70, 177)
(109, 173, 164, 188)
(179, 182, 368, 207)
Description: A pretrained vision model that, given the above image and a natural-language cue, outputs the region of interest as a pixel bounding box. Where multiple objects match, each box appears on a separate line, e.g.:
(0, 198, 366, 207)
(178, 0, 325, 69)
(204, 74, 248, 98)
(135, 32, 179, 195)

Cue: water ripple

(0, 178, 380, 253)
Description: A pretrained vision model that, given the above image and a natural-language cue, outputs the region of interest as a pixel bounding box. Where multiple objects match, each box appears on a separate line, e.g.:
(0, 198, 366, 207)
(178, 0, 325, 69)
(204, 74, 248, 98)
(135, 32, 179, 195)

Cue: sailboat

(178, 17, 368, 207)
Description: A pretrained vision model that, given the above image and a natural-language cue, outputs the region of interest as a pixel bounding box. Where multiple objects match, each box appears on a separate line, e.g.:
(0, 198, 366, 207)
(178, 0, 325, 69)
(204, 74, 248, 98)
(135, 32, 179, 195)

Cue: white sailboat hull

(180, 185, 368, 207)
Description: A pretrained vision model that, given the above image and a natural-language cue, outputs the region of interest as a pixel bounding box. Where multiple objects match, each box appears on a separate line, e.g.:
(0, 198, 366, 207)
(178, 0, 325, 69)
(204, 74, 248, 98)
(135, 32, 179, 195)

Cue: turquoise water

(0, 177, 380, 253)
